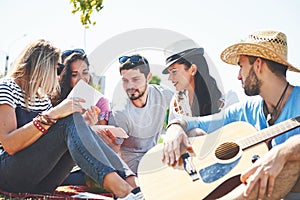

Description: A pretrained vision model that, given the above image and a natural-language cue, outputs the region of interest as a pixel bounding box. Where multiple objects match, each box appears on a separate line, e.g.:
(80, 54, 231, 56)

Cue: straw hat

(162, 39, 203, 74)
(221, 30, 300, 72)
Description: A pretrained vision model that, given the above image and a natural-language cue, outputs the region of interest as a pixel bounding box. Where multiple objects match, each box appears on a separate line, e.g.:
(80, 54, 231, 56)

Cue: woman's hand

(46, 97, 85, 119)
(83, 106, 101, 126)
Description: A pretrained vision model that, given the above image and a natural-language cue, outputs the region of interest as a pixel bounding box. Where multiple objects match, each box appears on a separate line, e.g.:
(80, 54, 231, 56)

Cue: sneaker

(116, 187, 145, 200)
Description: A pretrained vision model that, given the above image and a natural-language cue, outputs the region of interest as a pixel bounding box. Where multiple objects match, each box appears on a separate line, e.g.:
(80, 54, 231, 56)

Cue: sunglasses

(57, 63, 65, 76)
(62, 48, 85, 61)
(119, 55, 149, 65)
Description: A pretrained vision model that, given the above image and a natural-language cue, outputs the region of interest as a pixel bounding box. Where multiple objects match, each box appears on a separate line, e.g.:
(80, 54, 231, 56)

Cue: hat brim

(162, 48, 204, 74)
(162, 59, 180, 74)
(221, 43, 300, 72)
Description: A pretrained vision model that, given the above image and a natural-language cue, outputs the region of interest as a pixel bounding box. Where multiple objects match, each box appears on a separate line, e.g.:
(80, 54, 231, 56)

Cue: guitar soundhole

(215, 142, 240, 160)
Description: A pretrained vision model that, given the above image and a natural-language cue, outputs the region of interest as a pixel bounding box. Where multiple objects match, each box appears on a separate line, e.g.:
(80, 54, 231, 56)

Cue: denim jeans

(0, 112, 133, 193)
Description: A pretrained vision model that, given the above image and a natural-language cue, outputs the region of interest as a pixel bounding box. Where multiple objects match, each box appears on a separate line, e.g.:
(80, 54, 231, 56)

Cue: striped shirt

(0, 78, 52, 128)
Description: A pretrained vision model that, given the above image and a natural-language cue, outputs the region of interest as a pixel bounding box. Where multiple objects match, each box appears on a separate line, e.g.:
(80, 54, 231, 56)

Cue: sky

(0, 0, 300, 102)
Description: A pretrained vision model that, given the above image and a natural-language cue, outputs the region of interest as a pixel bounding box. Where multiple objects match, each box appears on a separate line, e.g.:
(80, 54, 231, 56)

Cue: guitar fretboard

(238, 118, 300, 150)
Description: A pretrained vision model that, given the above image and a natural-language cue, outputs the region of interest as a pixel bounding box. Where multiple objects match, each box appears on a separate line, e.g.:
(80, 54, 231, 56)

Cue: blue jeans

(0, 113, 133, 193)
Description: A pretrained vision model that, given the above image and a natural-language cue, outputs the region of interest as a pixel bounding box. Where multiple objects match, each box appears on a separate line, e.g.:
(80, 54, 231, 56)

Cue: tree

(149, 75, 161, 85)
(70, 0, 104, 28)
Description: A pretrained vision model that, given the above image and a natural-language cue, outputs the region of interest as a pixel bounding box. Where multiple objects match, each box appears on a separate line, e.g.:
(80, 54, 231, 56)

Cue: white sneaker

(116, 187, 145, 200)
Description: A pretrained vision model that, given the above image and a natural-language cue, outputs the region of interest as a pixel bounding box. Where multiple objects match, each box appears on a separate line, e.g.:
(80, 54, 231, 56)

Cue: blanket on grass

(0, 185, 113, 200)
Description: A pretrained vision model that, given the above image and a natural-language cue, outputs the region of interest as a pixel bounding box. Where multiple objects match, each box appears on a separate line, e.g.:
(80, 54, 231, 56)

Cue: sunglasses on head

(119, 55, 149, 65)
(57, 63, 65, 76)
(62, 48, 85, 61)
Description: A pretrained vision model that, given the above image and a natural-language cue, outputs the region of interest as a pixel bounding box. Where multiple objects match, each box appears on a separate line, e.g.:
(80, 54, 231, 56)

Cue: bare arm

(0, 104, 46, 155)
(0, 98, 84, 155)
(162, 118, 208, 166)
(241, 135, 300, 199)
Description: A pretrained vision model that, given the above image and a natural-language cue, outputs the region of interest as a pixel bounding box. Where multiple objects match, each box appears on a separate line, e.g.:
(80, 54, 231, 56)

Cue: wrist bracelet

(33, 118, 48, 134)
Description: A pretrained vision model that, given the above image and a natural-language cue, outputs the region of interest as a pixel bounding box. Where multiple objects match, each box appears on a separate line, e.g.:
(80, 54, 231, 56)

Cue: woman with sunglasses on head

(0, 39, 144, 200)
(52, 50, 112, 187)
(52, 49, 110, 126)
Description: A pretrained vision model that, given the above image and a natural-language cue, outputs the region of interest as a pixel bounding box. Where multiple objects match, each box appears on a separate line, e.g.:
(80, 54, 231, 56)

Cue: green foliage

(158, 136, 164, 144)
(90, 81, 101, 92)
(149, 75, 161, 85)
(89, 75, 102, 92)
(70, 0, 104, 28)
(163, 108, 170, 129)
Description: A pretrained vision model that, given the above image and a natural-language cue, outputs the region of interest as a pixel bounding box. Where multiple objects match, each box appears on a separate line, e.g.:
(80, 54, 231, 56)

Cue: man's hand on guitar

(240, 146, 285, 199)
(162, 124, 192, 166)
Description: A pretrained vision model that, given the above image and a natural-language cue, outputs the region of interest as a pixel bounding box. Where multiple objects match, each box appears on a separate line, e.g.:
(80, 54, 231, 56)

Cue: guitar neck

(239, 117, 300, 150)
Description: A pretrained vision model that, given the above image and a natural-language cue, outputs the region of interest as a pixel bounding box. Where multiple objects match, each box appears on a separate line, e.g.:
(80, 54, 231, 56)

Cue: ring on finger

(74, 100, 79, 106)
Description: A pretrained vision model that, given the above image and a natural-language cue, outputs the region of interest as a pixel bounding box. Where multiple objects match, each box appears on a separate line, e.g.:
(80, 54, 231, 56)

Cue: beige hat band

(245, 39, 287, 60)
(248, 34, 287, 46)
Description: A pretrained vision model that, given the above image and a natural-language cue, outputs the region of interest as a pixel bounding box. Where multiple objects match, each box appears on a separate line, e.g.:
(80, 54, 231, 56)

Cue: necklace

(264, 82, 289, 123)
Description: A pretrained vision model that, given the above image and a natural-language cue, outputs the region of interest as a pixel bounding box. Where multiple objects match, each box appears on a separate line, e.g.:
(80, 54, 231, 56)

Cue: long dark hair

(51, 53, 89, 106)
(176, 49, 222, 116)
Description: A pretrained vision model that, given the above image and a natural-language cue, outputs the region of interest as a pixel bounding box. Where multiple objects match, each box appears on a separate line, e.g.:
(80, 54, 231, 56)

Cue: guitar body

(138, 121, 269, 200)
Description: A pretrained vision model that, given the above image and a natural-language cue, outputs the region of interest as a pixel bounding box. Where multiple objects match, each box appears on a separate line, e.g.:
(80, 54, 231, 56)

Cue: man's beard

(126, 84, 147, 100)
(244, 66, 261, 96)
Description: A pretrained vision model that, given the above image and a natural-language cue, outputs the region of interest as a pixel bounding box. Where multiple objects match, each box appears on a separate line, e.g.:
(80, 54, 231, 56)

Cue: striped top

(0, 78, 52, 128)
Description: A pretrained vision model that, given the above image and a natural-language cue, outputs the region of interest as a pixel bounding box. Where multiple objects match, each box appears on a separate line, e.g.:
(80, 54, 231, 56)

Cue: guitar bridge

(181, 153, 199, 181)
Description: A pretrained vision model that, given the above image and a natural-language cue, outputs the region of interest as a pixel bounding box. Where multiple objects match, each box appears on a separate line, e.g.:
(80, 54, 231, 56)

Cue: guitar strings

(213, 123, 295, 159)
(211, 117, 299, 159)
(215, 143, 240, 159)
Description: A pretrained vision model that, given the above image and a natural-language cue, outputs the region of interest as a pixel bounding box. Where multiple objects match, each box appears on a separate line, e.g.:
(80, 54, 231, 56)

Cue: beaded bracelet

(33, 118, 48, 134)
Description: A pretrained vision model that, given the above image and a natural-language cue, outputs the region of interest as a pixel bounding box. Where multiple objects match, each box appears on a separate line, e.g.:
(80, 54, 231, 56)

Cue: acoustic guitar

(138, 117, 300, 200)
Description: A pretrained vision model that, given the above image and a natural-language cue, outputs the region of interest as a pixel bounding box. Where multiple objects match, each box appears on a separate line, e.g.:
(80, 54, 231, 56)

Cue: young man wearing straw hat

(162, 30, 300, 199)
